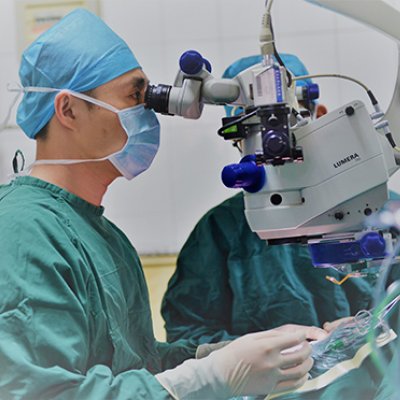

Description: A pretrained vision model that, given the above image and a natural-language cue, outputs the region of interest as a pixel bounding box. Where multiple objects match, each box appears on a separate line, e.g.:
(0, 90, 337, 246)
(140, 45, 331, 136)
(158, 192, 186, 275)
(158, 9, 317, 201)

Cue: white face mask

(13, 86, 161, 180)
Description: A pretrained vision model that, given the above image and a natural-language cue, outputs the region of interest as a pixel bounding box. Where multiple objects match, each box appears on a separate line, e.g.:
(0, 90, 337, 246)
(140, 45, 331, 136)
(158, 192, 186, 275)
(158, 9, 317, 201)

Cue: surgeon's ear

(54, 92, 77, 130)
(316, 104, 328, 119)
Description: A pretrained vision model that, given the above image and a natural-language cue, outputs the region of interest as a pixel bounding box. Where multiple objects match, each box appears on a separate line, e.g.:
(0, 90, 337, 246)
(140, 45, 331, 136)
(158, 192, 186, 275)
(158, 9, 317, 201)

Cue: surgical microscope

(145, 0, 400, 274)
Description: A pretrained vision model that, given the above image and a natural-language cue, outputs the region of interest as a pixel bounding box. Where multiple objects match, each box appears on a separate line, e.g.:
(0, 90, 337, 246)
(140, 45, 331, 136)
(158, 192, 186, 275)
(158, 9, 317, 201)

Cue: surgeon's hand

(323, 317, 355, 333)
(196, 340, 232, 359)
(195, 324, 327, 360)
(273, 324, 328, 341)
(213, 329, 313, 396)
(156, 329, 314, 399)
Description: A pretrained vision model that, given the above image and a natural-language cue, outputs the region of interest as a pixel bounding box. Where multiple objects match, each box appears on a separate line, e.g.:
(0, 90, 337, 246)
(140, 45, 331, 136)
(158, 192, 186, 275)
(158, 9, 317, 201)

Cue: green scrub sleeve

(0, 215, 171, 400)
(155, 340, 198, 370)
(161, 192, 376, 344)
(162, 201, 240, 344)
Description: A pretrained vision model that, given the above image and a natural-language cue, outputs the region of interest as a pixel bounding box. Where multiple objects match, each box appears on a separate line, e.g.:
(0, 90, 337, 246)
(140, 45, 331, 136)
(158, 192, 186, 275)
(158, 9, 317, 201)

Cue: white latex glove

(195, 324, 327, 359)
(156, 329, 313, 399)
(196, 340, 232, 359)
(323, 317, 355, 333)
(273, 324, 328, 341)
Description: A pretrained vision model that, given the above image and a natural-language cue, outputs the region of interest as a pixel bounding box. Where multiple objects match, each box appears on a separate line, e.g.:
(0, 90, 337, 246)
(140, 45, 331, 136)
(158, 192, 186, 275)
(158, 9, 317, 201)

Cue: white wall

(1, 0, 400, 254)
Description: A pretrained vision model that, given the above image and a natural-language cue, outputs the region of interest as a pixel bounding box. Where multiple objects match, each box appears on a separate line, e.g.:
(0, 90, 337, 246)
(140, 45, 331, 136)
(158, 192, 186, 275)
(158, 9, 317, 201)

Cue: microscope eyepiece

(145, 84, 172, 114)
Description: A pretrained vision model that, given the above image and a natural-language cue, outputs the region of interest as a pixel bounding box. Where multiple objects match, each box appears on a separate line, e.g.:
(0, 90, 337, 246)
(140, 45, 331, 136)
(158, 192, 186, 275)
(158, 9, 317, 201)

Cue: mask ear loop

(27, 89, 122, 167)
(4, 86, 124, 172)
(65, 90, 120, 113)
(0, 82, 57, 133)
(0, 83, 24, 133)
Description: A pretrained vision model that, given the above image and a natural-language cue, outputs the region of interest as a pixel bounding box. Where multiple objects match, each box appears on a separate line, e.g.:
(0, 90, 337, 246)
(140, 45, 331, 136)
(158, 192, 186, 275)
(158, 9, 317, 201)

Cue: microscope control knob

(360, 232, 386, 258)
(334, 211, 344, 220)
(222, 155, 266, 193)
(299, 83, 320, 103)
(268, 115, 279, 127)
(263, 132, 289, 156)
(180, 50, 212, 75)
(307, 84, 320, 101)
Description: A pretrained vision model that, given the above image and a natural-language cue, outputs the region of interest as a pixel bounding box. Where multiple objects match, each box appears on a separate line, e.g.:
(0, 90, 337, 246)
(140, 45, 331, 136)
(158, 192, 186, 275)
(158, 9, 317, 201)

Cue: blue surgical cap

(222, 53, 313, 116)
(17, 8, 140, 139)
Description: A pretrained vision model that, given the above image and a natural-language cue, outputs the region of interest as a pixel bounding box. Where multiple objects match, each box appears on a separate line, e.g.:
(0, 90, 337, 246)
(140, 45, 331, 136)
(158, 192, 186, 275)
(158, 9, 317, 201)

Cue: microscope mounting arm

(145, 0, 400, 270)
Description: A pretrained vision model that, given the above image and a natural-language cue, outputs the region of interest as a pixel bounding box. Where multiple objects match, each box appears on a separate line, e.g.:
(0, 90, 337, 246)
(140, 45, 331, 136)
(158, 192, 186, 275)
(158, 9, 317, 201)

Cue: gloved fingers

(195, 341, 232, 359)
(303, 326, 328, 341)
(323, 317, 354, 333)
(273, 373, 309, 393)
(267, 332, 307, 352)
(275, 324, 327, 341)
(279, 341, 312, 367)
(247, 329, 289, 341)
(279, 356, 313, 380)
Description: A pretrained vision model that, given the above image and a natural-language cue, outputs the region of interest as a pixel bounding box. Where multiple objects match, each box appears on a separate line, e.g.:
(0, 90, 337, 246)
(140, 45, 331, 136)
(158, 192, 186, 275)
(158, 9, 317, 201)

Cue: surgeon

(0, 8, 327, 400)
(161, 54, 392, 399)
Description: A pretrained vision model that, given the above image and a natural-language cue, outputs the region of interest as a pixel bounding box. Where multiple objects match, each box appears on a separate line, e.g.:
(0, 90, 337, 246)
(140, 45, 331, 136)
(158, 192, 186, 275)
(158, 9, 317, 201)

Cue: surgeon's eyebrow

(131, 77, 148, 90)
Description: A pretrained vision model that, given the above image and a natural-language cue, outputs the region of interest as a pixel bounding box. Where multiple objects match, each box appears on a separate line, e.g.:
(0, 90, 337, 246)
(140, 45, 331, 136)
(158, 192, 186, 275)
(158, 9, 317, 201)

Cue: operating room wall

(2, 0, 400, 255)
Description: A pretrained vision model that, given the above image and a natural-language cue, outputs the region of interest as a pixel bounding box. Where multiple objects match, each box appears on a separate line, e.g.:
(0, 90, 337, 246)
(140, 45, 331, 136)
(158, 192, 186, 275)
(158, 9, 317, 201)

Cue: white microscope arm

(307, 0, 400, 144)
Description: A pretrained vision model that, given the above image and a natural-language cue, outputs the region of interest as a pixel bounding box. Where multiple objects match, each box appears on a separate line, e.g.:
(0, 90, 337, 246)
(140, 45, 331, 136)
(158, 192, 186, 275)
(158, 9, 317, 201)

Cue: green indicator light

(223, 125, 238, 135)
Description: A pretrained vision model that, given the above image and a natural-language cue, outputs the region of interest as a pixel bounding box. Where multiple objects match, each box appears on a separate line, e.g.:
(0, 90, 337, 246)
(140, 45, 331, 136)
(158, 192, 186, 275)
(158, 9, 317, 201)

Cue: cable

(385, 132, 400, 152)
(262, 0, 292, 87)
(292, 73, 370, 92)
(217, 109, 258, 137)
(269, 18, 292, 87)
(293, 73, 378, 107)
(293, 73, 400, 151)
(260, 0, 275, 57)
(326, 272, 366, 286)
(290, 108, 308, 129)
(265, 0, 274, 13)
(232, 141, 243, 154)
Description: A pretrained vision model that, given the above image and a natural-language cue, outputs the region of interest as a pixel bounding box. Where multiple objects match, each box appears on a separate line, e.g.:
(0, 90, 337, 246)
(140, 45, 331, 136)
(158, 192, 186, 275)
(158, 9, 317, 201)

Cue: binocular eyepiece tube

(145, 84, 172, 115)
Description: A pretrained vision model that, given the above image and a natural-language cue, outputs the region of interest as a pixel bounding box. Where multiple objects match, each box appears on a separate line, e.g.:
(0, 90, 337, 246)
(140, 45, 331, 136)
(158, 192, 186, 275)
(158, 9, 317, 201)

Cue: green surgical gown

(374, 355, 398, 400)
(0, 176, 197, 399)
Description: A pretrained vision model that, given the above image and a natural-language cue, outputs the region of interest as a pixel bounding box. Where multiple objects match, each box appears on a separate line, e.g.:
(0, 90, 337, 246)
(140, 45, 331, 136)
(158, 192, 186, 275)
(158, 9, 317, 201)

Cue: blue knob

(306, 83, 320, 102)
(203, 58, 212, 73)
(180, 50, 204, 75)
(221, 155, 266, 193)
(360, 232, 386, 258)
